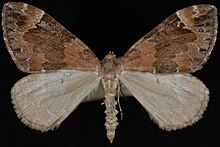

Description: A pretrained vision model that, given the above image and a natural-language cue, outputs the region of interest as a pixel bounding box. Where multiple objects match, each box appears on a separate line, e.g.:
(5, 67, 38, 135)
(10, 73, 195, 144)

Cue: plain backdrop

(0, 0, 220, 146)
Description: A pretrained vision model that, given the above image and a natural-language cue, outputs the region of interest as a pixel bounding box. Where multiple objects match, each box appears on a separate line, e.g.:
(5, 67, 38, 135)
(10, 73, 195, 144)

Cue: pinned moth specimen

(2, 2, 218, 143)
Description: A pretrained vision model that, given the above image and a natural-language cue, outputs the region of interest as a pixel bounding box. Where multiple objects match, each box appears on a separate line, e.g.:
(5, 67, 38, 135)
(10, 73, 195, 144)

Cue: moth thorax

(100, 52, 119, 77)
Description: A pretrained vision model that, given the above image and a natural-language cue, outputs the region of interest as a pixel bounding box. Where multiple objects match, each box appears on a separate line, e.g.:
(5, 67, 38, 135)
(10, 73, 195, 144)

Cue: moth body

(100, 52, 121, 143)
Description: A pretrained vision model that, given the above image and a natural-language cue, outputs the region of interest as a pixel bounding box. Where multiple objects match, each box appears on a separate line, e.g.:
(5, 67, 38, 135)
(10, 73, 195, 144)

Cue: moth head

(101, 51, 117, 64)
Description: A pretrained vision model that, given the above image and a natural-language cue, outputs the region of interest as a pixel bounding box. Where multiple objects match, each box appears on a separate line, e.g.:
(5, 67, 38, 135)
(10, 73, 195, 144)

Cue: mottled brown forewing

(120, 5, 217, 73)
(2, 2, 100, 73)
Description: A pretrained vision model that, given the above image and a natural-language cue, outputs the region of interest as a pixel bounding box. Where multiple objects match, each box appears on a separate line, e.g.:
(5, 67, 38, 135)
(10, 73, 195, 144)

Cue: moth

(2, 2, 218, 143)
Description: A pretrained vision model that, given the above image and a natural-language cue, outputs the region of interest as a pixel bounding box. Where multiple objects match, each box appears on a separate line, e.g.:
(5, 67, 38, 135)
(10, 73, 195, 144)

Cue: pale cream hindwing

(119, 71, 209, 130)
(11, 70, 100, 131)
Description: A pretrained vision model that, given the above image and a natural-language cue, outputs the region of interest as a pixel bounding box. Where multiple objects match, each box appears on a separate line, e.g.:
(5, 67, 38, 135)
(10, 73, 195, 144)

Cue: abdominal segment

(102, 78, 119, 143)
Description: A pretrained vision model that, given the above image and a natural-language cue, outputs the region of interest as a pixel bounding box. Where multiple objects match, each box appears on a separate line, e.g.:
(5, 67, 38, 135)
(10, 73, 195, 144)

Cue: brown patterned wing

(120, 5, 217, 73)
(2, 2, 100, 73)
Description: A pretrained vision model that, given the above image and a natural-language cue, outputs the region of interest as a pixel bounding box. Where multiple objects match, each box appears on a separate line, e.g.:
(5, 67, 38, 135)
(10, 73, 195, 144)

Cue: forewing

(120, 5, 217, 73)
(2, 2, 100, 73)
(119, 71, 208, 130)
(11, 70, 100, 131)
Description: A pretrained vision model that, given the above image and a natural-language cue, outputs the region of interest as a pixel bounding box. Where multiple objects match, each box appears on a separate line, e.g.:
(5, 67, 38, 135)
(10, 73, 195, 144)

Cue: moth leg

(117, 80, 123, 120)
